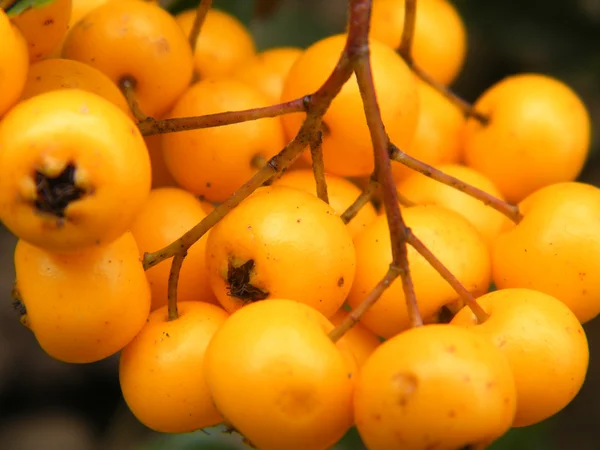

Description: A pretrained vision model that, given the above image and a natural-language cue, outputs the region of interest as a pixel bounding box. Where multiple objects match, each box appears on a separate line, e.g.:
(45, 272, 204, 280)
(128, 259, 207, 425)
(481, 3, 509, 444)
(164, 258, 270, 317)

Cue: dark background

(1, 0, 599, 449)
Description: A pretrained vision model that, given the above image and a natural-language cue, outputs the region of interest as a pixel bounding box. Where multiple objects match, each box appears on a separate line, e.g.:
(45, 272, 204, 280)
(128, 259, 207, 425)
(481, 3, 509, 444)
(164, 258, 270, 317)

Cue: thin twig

(406, 230, 489, 324)
(397, 0, 417, 63)
(412, 64, 489, 124)
(188, 0, 213, 52)
(167, 253, 185, 321)
(389, 143, 523, 223)
(119, 77, 151, 122)
(328, 0, 423, 342)
(329, 266, 401, 342)
(341, 176, 379, 224)
(354, 29, 422, 328)
(138, 97, 308, 136)
(394, 0, 488, 124)
(309, 130, 329, 204)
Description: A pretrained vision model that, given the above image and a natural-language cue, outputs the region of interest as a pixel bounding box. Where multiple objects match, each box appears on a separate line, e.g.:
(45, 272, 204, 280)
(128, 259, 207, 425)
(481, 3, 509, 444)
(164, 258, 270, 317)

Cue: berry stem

(395, 0, 488, 124)
(350, 0, 422, 329)
(309, 130, 329, 204)
(167, 253, 185, 320)
(119, 77, 152, 122)
(397, 0, 417, 64)
(138, 97, 308, 136)
(411, 64, 490, 124)
(389, 142, 523, 223)
(405, 230, 490, 324)
(188, 0, 213, 52)
(341, 175, 379, 224)
(329, 266, 402, 342)
(143, 33, 356, 271)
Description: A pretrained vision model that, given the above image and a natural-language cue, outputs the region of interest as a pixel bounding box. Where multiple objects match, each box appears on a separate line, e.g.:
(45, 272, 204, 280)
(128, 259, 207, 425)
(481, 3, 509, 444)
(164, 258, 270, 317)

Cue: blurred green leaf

(5, 0, 54, 17)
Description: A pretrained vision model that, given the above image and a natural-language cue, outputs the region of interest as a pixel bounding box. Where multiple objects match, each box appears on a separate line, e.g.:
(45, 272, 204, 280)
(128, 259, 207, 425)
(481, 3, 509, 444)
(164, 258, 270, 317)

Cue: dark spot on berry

(226, 259, 269, 303)
(34, 163, 85, 218)
(338, 277, 344, 287)
(43, 19, 54, 26)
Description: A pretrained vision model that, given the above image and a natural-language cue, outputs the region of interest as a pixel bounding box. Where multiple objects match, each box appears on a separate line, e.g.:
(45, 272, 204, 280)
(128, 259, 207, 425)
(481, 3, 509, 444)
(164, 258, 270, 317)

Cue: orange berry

(200, 200, 216, 215)
(397, 164, 506, 246)
(10, 0, 72, 62)
(176, 8, 255, 79)
(162, 78, 286, 203)
(47, 0, 118, 58)
(20, 58, 131, 117)
(0, 11, 28, 117)
(493, 182, 600, 324)
(129, 187, 217, 310)
(204, 299, 357, 450)
(392, 80, 465, 181)
(144, 134, 177, 189)
(452, 288, 589, 427)
(62, 0, 193, 118)
(271, 169, 378, 237)
(354, 324, 517, 449)
(14, 231, 151, 363)
(370, 0, 467, 85)
(0, 89, 151, 251)
(119, 301, 228, 433)
(348, 205, 490, 338)
(206, 186, 356, 318)
(281, 33, 419, 177)
(329, 309, 381, 367)
(233, 47, 302, 104)
(464, 74, 591, 203)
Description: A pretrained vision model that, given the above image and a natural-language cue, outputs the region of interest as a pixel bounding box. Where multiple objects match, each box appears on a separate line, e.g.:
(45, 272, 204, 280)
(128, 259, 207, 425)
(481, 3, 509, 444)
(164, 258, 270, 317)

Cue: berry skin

(392, 80, 465, 182)
(203, 299, 357, 450)
(272, 169, 378, 238)
(452, 288, 589, 427)
(348, 205, 490, 338)
(329, 309, 381, 367)
(14, 231, 151, 364)
(233, 47, 302, 104)
(176, 7, 256, 79)
(281, 33, 419, 177)
(0, 10, 28, 117)
(397, 164, 506, 246)
(492, 182, 600, 324)
(464, 74, 591, 203)
(129, 187, 218, 310)
(20, 58, 131, 117)
(206, 186, 356, 318)
(370, 0, 467, 85)
(162, 78, 286, 203)
(354, 324, 517, 450)
(62, 0, 193, 118)
(0, 89, 151, 251)
(119, 301, 229, 433)
(11, 0, 72, 62)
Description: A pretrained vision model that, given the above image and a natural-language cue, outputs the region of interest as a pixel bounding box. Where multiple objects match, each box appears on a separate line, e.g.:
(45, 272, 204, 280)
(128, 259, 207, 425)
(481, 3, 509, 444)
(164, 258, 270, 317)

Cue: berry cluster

(0, 0, 596, 449)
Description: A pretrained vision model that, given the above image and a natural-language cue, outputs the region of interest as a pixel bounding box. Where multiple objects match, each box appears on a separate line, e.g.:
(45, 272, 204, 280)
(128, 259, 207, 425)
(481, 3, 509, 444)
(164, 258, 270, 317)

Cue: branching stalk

(406, 230, 489, 323)
(341, 176, 379, 224)
(138, 97, 308, 136)
(309, 130, 329, 203)
(397, 0, 417, 63)
(119, 77, 151, 122)
(389, 143, 523, 223)
(188, 0, 213, 52)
